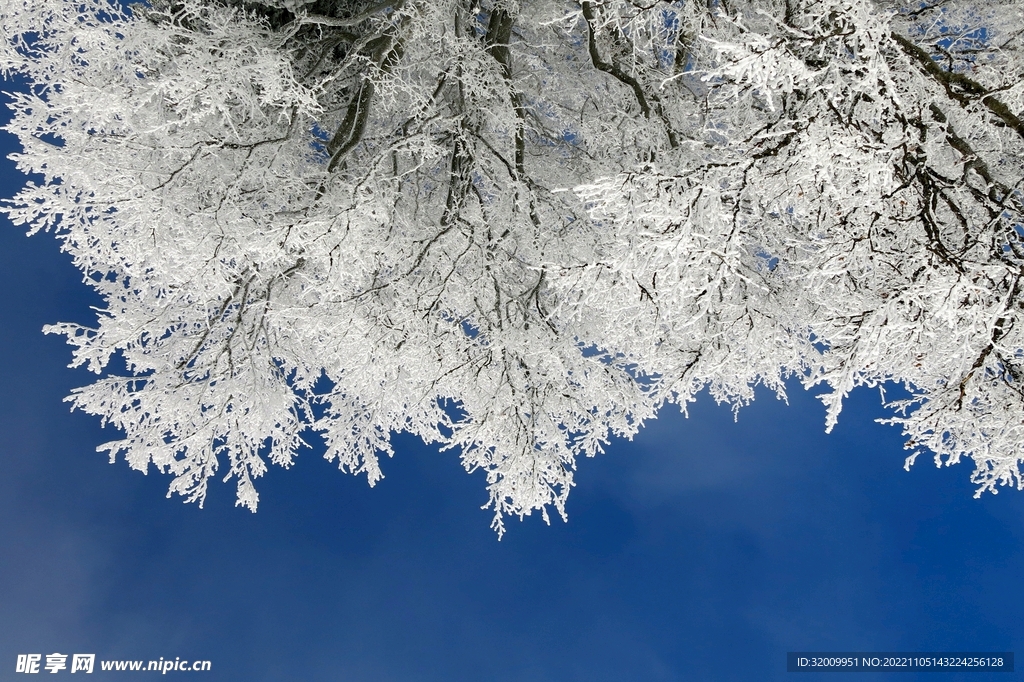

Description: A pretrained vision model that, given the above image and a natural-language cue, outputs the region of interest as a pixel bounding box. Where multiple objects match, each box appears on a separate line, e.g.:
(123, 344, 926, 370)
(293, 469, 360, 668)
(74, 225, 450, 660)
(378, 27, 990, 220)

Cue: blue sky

(2, 104, 1023, 682)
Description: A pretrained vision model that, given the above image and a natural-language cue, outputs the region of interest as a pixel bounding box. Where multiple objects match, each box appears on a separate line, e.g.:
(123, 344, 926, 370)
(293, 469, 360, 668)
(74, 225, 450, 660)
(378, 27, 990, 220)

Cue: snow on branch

(2, 0, 1024, 533)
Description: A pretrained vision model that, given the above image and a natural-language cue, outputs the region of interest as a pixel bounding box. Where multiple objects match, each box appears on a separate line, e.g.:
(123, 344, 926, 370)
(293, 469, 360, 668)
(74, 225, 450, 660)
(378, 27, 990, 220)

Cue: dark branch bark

(581, 2, 678, 148)
(292, 0, 405, 29)
(326, 34, 404, 172)
(581, 2, 651, 118)
(892, 32, 1024, 141)
(957, 271, 1023, 408)
(485, 8, 526, 177)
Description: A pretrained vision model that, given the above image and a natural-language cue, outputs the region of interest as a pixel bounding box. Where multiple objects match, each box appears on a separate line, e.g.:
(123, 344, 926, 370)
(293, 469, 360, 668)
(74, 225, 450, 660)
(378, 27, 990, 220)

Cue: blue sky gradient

(2, 102, 1023, 682)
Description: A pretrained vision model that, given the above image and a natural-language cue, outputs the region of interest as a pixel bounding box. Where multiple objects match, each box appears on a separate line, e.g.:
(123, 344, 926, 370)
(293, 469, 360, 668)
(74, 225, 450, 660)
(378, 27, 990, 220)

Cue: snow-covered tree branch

(2, 0, 1022, 534)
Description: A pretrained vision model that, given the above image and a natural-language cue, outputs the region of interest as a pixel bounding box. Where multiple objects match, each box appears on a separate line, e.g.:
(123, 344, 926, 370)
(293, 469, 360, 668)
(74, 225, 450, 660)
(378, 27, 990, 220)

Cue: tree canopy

(2, 0, 1023, 533)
